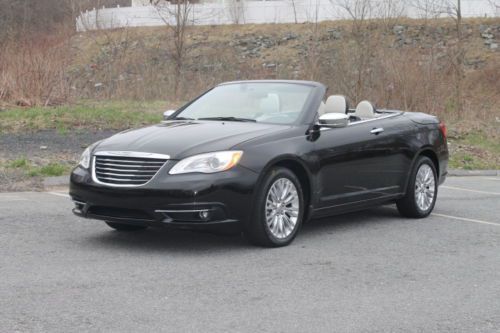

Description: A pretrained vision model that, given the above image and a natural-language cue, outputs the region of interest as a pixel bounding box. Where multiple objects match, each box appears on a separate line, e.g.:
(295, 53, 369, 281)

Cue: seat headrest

(259, 93, 280, 114)
(354, 100, 376, 119)
(324, 95, 349, 114)
(318, 101, 326, 115)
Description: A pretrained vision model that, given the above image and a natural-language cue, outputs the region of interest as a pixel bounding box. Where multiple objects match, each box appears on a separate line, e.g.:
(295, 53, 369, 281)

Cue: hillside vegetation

(2, 19, 499, 116)
(1, 18, 499, 172)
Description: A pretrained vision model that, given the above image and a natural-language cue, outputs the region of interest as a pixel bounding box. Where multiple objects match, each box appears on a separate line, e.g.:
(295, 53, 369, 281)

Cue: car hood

(94, 120, 287, 159)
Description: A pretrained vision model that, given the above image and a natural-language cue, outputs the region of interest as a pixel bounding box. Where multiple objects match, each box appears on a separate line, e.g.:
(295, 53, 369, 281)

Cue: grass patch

(3, 158, 71, 177)
(7, 158, 30, 169)
(0, 100, 171, 133)
(448, 129, 500, 170)
(32, 163, 69, 177)
(463, 132, 500, 154)
(449, 152, 495, 170)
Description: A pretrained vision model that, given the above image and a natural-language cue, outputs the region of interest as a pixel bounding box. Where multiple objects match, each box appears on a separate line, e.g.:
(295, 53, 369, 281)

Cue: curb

(447, 169, 500, 177)
(43, 176, 69, 188)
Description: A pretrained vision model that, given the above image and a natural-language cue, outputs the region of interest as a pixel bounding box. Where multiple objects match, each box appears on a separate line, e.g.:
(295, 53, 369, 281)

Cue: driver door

(313, 116, 407, 211)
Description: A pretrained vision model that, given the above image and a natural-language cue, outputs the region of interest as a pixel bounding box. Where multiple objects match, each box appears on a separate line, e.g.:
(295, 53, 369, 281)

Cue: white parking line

(481, 177, 500, 181)
(46, 192, 70, 198)
(452, 177, 500, 182)
(432, 213, 500, 227)
(441, 185, 500, 196)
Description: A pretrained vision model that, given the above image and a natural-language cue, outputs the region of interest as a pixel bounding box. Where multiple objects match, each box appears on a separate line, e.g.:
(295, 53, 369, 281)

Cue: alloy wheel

(265, 178, 300, 239)
(414, 163, 436, 211)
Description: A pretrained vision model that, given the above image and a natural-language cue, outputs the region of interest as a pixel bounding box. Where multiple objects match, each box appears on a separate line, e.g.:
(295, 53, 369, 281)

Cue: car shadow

(303, 205, 401, 235)
(83, 205, 402, 253)
(83, 226, 253, 254)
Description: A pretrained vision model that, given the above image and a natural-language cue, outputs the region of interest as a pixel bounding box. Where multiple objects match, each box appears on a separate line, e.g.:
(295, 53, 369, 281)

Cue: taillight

(439, 121, 447, 139)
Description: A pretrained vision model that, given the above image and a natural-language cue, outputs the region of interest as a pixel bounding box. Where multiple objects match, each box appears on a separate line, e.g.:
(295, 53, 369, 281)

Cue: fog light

(199, 210, 210, 220)
(72, 199, 86, 213)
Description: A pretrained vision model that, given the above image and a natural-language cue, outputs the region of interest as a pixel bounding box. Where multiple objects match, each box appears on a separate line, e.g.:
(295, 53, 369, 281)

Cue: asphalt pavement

(1, 176, 499, 332)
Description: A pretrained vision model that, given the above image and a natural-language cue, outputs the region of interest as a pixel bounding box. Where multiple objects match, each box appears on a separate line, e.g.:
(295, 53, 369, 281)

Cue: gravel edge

(447, 169, 500, 177)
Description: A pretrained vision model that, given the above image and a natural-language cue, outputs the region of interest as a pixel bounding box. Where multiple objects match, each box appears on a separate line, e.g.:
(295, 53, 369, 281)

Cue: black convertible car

(70, 80, 448, 247)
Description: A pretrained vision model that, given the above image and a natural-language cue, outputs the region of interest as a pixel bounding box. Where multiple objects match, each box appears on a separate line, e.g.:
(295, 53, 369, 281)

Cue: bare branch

(151, 0, 193, 98)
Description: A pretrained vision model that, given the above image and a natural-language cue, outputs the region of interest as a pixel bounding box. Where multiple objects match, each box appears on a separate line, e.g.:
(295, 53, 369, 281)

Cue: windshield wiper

(198, 117, 256, 122)
(172, 116, 194, 120)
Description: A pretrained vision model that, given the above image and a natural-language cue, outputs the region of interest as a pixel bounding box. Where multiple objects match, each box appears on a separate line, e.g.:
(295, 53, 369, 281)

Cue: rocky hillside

(69, 19, 499, 119)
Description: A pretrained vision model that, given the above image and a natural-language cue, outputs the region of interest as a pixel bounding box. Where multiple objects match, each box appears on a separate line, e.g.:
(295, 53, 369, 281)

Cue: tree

(152, 0, 193, 99)
(331, 0, 375, 102)
(375, 0, 405, 29)
(0, 0, 131, 44)
(303, 0, 323, 81)
(0, 0, 67, 42)
(448, 0, 465, 115)
(408, 0, 465, 114)
(226, 0, 246, 24)
(290, 0, 299, 24)
(488, 0, 500, 11)
(407, 0, 446, 21)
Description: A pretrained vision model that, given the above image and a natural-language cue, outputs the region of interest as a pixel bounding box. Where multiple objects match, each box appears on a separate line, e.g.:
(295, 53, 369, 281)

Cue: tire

(105, 221, 148, 231)
(244, 167, 305, 247)
(396, 156, 438, 218)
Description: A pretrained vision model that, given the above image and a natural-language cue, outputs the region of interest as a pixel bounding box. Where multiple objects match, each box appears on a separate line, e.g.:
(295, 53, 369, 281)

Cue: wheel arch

(255, 155, 314, 221)
(419, 149, 439, 175)
(403, 147, 440, 193)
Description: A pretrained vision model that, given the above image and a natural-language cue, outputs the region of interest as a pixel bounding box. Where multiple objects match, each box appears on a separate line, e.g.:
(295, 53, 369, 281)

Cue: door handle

(370, 128, 384, 135)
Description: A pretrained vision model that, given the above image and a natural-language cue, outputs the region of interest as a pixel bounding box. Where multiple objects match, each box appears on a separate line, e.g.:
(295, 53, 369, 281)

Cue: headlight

(79, 147, 91, 169)
(169, 151, 243, 174)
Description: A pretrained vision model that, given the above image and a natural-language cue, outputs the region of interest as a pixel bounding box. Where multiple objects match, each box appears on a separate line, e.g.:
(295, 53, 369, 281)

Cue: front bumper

(69, 162, 259, 229)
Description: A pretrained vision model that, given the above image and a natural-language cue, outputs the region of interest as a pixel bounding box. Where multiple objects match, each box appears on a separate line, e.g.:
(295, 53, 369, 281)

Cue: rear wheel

(396, 156, 437, 218)
(105, 221, 148, 231)
(244, 167, 304, 247)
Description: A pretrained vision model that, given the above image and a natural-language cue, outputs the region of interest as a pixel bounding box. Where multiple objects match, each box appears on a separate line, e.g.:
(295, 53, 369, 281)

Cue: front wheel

(244, 167, 304, 247)
(396, 156, 438, 218)
(105, 221, 148, 231)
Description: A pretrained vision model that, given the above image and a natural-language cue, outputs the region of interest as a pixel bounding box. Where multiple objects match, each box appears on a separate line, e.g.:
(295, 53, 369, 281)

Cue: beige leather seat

(325, 95, 349, 114)
(259, 93, 280, 114)
(354, 100, 377, 119)
(319, 95, 349, 115)
(318, 101, 326, 115)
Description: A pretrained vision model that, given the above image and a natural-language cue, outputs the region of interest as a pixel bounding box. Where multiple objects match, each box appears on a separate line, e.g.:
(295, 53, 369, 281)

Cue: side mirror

(163, 110, 176, 120)
(318, 113, 349, 128)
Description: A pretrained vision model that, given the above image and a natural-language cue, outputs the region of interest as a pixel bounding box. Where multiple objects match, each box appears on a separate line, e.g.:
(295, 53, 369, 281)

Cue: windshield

(175, 83, 314, 124)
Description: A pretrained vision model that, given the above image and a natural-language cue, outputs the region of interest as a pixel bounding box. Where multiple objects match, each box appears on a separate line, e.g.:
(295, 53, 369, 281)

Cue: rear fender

(403, 146, 440, 193)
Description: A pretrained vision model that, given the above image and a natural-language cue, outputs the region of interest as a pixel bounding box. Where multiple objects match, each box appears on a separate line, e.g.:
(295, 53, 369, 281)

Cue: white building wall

(132, 0, 150, 6)
(77, 0, 500, 32)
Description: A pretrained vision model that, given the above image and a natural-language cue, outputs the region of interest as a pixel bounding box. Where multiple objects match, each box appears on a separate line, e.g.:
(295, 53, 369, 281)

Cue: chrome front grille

(92, 151, 169, 187)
